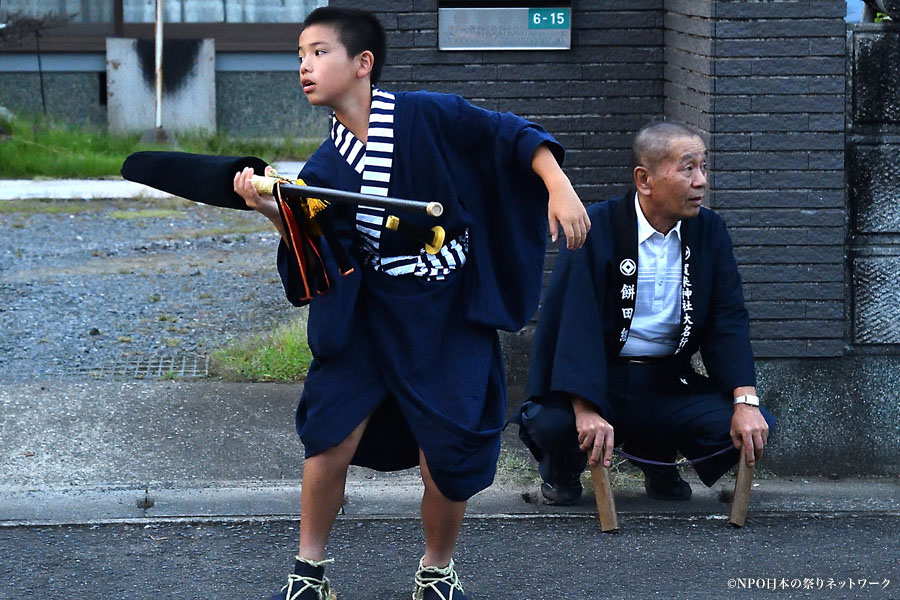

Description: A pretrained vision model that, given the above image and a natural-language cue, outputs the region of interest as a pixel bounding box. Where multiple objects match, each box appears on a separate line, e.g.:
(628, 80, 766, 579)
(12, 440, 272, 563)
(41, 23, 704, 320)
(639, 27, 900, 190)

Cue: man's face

(643, 135, 708, 230)
(298, 24, 357, 107)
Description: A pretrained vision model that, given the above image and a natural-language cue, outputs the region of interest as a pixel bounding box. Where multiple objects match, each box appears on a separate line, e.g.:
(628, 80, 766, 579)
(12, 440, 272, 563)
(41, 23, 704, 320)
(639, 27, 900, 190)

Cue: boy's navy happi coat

(277, 91, 562, 501)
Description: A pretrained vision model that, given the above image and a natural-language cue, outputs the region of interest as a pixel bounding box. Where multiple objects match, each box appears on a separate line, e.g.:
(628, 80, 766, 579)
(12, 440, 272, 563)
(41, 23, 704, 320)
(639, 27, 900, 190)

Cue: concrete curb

(2, 477, 897, 528)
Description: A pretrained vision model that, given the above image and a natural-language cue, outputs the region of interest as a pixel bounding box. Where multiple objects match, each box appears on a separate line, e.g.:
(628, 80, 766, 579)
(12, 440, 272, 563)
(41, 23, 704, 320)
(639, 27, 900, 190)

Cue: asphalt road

(2, 514, 897, 600)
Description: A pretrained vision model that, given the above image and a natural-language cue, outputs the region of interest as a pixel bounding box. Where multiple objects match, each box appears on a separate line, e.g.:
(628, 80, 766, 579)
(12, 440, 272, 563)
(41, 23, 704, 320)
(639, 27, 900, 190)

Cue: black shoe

(269, 556, 336, 600)
(540, 480, 583, 505)
(639, 464, 692, 501)
(413, 558, 468, 600)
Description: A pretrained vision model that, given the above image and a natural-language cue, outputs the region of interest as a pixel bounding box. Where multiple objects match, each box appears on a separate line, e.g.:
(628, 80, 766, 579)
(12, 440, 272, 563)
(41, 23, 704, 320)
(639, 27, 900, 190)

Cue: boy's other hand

(548, 179, 590, 250)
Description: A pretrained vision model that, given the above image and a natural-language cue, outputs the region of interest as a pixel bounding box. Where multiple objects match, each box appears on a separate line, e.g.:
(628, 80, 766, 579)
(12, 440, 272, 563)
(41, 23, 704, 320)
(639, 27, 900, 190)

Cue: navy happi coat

(277, 91, 561, 501)
(525, 191, 756, 421)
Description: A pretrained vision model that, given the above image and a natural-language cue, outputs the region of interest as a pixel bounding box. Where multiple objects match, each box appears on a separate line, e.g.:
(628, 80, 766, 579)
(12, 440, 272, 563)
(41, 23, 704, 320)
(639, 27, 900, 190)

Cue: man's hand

(531, 144, 591, 250)
(572, 397, 614, 467)
(730, 403, 769, 467)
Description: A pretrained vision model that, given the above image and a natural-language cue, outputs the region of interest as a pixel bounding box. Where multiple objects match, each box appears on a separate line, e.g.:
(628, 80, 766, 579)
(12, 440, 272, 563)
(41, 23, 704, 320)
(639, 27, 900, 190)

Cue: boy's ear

(634, 166, 652, 196)
(356, 50, 375, 81)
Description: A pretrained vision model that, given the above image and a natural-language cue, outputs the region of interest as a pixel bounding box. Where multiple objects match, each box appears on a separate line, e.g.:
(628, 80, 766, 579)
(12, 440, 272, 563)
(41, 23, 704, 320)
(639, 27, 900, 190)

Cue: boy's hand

(547, 179, 590, 250)
(234, 167, 272, 213)
(532, 144, 590, 250)
(233, 167, 286, 238)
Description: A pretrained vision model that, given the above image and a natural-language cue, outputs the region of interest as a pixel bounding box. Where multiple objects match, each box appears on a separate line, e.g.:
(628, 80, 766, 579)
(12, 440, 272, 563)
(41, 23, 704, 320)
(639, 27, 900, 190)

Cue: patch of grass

(0, 110, 319, 179)
(150, 222, 270, 241)
(108, 209, 185, 220)
(209, 316, 311, 382)
(0, 199, 100, 215)
(495, 450, 541, 485)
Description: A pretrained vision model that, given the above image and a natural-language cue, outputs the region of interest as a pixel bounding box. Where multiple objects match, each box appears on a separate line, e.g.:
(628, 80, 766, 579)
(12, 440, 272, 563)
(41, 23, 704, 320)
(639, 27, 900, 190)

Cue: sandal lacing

(412, 558, 466, 600)
(280, 558, 334, 600)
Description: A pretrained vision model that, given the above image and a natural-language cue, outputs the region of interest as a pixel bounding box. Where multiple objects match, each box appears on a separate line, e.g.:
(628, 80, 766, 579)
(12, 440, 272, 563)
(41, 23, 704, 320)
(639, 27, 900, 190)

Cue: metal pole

(35, 29, 48, 116)
(154, 0, 163, 130)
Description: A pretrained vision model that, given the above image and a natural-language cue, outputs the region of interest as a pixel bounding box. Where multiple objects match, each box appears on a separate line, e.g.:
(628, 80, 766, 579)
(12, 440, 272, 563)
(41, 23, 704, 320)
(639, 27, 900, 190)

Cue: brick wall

(664, 0, 847, 358)
(330, 0, 666, 203)
(329, 0, 849, 359)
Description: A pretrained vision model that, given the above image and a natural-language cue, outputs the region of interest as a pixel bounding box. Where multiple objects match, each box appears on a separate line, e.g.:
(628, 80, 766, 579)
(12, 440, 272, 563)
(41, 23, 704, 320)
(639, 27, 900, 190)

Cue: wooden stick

(729, 452, 755, 527)
(588, 459, 620, 533)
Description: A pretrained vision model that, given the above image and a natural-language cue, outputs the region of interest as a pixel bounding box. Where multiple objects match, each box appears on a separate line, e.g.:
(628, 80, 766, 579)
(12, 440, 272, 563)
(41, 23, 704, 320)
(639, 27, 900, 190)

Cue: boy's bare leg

(298, 417, 370, 560)
(418, 449, 467, 567)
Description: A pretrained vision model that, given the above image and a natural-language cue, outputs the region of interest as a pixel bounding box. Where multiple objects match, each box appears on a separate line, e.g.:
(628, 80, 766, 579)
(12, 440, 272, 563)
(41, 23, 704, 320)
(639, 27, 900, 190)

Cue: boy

(233, 8, 589, 599)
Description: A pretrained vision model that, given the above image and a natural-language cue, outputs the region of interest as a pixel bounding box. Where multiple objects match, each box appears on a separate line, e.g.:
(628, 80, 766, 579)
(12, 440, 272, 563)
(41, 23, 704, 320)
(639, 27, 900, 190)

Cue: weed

(108, 209, 185, 220)
(209, 314, 311, 382)
(495, 450, 541, 485)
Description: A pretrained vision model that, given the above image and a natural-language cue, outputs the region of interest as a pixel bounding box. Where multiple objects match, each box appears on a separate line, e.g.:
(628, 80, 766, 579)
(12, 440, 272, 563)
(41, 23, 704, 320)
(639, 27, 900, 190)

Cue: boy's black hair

(302, 7, 387, 87)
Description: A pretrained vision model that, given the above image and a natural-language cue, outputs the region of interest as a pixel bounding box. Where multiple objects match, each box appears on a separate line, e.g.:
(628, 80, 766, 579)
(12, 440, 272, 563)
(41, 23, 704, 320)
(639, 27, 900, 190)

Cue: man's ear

(634, 166, 652, 196)
(356, 50, 374, 80)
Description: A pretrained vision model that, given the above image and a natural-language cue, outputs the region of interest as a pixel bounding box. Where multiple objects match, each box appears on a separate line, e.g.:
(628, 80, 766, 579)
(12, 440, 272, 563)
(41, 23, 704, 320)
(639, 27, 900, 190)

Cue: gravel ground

(0, 197, 297, 381)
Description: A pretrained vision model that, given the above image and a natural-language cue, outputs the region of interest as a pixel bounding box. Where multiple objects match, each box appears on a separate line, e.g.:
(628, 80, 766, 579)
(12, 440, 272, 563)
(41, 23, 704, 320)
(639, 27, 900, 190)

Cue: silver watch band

(733, 394, 760, 407)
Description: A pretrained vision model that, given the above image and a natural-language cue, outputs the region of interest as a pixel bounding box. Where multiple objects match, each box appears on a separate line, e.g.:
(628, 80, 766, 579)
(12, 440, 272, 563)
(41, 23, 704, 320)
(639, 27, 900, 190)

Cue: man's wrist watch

(733, 394, 760, 407)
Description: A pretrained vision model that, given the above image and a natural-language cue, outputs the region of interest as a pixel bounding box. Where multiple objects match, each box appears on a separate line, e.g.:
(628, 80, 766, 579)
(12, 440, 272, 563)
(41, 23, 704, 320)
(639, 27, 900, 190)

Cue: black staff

(252, 176, 443, 218)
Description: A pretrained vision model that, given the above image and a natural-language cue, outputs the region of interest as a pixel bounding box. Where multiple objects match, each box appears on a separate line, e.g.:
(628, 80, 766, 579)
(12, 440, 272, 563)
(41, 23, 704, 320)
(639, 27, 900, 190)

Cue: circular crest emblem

(684, 246, 691, 261)
(619, 259, 636, 276)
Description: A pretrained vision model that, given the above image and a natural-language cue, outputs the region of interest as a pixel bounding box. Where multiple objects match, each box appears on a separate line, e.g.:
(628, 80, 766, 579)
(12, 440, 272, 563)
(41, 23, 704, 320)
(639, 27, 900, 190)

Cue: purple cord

(612, 445, 734, 467)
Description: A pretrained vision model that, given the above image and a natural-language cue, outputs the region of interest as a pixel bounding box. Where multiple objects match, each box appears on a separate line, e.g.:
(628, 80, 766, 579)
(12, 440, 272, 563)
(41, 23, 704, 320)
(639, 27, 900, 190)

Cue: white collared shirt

(620, 193, 683, 357)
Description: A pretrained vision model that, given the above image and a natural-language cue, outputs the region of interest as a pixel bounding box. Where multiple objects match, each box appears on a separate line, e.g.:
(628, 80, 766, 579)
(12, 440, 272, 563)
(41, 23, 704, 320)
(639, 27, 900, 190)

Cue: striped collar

(329, 88, 396, 180)
(330, 88, 396, 258)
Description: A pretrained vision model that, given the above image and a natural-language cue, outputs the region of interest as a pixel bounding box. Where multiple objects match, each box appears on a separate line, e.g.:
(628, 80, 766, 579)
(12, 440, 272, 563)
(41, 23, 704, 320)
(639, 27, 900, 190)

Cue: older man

(516, 121, 775, 504)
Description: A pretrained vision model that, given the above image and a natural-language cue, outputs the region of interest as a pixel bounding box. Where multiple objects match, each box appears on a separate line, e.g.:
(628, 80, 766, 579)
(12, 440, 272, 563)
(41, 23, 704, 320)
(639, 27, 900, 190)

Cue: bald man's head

(632, 121, 702, 172)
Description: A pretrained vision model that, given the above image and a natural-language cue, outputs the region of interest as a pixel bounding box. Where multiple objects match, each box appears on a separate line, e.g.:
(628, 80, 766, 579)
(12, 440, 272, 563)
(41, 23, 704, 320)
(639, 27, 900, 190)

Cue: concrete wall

(0, 54, 330, 139)
(0, 72, 107, 127)
(107, 38, 216, 134)
(847, 23, 900, 347)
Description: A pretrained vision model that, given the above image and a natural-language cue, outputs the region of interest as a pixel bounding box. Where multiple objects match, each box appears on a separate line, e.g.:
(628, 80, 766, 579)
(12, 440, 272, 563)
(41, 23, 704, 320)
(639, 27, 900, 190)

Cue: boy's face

(298, 24, 360, 108)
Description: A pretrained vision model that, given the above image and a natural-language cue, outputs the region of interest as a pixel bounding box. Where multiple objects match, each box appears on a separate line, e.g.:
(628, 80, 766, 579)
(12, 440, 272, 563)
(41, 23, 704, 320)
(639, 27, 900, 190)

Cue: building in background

(0, 0, 329, 136)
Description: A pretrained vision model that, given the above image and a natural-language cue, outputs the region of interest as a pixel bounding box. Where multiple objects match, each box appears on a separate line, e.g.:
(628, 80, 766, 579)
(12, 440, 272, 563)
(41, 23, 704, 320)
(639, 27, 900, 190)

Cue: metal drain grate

(63, 354, 209, 380)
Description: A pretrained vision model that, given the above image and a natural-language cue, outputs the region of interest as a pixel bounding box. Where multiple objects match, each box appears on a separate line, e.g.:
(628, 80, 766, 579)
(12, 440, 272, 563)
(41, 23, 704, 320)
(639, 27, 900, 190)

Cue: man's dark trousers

(517, 359, 777, 488)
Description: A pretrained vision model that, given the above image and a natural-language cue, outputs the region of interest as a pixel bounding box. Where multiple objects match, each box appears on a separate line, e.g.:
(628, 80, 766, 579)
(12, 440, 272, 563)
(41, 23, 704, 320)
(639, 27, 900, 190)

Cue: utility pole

(154, 0, 163, 131)
(141, 0, 173, 144)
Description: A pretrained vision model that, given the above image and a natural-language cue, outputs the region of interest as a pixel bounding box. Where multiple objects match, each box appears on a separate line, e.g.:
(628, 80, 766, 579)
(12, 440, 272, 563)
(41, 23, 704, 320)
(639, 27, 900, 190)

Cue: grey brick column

(664, 0, 848, 358)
